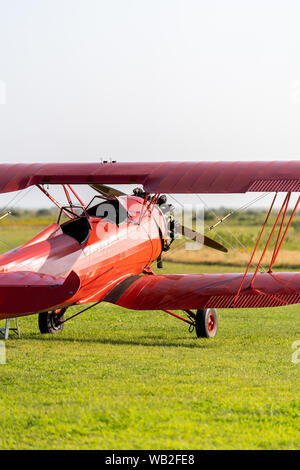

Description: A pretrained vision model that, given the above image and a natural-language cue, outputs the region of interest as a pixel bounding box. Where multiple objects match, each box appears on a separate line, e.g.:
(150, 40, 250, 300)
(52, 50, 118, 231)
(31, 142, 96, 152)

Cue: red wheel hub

(207, 312, 216, 333)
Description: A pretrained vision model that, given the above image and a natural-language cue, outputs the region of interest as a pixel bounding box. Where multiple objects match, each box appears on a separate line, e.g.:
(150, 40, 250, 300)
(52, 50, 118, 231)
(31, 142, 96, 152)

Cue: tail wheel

(38, 309, 65, 334)
(195, 308, 218, 338)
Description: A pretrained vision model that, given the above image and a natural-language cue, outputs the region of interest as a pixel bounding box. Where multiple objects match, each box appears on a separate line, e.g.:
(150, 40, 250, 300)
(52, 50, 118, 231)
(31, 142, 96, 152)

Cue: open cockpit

(60, 216, 91, 245)
(58, 197, 129, 245)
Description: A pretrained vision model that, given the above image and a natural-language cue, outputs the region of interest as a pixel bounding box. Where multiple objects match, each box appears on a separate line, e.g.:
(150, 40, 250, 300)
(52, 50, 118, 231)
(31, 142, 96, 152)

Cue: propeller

(158, 197, 228, 254)
(89, 184, 126, 198)
(176, 223, 228, 253)
(89, 185, 228, 254)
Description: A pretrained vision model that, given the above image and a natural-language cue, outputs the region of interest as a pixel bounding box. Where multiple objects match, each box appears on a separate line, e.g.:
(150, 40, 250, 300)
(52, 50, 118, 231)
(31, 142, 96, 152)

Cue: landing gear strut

(162, 307, 218, 338)
(38, 309, 66, 334)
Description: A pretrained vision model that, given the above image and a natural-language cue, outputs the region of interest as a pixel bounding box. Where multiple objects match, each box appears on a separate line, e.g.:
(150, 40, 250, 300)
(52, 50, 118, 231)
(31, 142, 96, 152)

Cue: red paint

(0, 162, 300, 322)
(234, 192, 277, 304)
(269, 193, 291, 270)
(207, 312, 216, 333)
(1, 161, 300, 194)
(269, 195, 300, 272)
(0, 195, 166, 318)
(250, 192, 291, 288)
(109, 271, 300, 310)
(0, 190, 300, 320)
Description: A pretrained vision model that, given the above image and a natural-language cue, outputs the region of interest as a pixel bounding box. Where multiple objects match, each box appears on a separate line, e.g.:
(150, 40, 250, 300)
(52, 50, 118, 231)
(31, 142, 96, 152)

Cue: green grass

(0, 214, 299, 449)
(0, 262, 299, 450)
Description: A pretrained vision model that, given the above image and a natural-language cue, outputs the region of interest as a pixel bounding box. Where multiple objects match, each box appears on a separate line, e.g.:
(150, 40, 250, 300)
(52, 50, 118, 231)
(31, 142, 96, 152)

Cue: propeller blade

(89, 184, 126, 198)
(178, 224, 228, 253)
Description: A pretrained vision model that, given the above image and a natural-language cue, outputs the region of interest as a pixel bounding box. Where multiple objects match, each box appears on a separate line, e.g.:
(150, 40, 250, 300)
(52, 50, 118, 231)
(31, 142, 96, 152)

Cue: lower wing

(0, 271, 80, 317)
(104, 272, 300, 310)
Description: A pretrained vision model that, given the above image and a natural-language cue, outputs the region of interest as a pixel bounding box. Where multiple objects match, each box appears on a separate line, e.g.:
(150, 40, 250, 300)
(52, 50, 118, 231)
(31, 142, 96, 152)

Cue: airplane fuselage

(0, 196, 166, 318)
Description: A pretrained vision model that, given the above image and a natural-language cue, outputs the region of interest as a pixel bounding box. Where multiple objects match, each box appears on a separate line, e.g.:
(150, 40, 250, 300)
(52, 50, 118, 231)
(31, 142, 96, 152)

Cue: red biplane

(0, 160, 300, 339)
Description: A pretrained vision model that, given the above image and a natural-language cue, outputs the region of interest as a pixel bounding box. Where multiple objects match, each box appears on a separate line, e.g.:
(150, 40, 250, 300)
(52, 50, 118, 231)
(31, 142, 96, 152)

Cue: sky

(0, 0, 300, 209)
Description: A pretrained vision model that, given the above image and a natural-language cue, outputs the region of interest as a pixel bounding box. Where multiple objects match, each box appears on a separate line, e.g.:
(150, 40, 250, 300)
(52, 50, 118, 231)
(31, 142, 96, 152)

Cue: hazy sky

(0, 0, 300, 209)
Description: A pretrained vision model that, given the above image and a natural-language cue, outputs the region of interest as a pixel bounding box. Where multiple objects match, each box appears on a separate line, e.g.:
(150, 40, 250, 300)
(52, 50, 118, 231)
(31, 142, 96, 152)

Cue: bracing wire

(0, 187, 35, 249)
(166, 193, 273, 272)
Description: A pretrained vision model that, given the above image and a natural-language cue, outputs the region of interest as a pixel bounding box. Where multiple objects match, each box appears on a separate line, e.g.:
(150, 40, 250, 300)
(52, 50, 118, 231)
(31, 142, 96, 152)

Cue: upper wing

(0, 270, 80, 317)
(1, 161, 300, 194)
(103, 272, 300, 309)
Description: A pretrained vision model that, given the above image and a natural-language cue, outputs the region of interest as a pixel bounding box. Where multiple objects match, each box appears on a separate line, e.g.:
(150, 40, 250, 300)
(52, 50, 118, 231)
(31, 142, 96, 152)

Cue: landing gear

(162, 307, 218, 338)
(38, 309, 66, 334)
(195, 308, 218, 338)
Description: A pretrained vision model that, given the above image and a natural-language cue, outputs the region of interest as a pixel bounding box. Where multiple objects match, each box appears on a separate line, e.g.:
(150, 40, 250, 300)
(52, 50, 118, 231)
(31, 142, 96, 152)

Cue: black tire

(195, 308, 218, 338)
(38, 310, 65, 334)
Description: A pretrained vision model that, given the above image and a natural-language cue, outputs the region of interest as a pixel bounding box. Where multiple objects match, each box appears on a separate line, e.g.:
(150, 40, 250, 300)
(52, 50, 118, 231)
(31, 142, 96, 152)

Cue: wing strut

(268, 195, 300, 272)
(67, 184, 86, 208)
(37, 184, 86, 219)
(234, 192, 300, 304)
(37, 184, 74, 219)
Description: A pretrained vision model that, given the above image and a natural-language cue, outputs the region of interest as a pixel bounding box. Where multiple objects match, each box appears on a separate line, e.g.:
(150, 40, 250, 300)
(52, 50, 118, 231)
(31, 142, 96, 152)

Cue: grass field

(0, 210, 299, 449)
